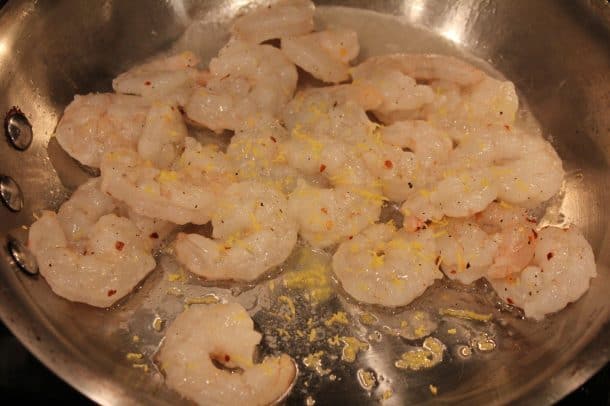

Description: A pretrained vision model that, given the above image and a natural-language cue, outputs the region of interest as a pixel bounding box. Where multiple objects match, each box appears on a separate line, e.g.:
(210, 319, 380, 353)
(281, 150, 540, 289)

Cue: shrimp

(435, 218, 497, 284)
(281, 29, 359, 83)
(287, 180, 381, 248)
(474, 202, 537, 278)
(493, 132, 564, 207)
(54, 93, 149, 167)
(185, 39, 297, 132)
(137, 101, 187, 169)
(282, 85, 379, 144)
(113, 51, 208, 106)
(158, 303, 297, 406)
(27, 179, 157, 307)
(332, 223, 442, 307)
(100, 137, 235, 225)
(283, 134, 378, 189)
(230, 0, 314, 44)
(434, 203, 536, 283)
(489, 226, 596, 320)
(378, 120, 453, 169)
(449, 125, 564, 207)
(351, 55, 436, 122)
(401, 125, 563, 228)
(424, 76, 518, 127)
(226, 115, 301, 193)
(174, 181, 297, 281)
(361, 142, 418, 202)
(352, 54, 517, 126)
(401, 166, 498, 230)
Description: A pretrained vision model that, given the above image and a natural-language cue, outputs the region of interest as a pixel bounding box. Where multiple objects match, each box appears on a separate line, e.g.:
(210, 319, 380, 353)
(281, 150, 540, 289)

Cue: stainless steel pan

(0, 1, 608, 404)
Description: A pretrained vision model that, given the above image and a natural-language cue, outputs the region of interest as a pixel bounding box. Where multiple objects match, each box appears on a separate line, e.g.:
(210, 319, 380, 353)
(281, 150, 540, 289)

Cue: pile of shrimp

(27, 0, 596, 404)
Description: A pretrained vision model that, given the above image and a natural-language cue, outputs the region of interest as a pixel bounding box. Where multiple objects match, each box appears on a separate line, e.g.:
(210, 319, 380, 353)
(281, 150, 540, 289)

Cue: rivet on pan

(7, 236, 38, 276)
(5, 107, 33, 151)
(0, 175, 24, 212)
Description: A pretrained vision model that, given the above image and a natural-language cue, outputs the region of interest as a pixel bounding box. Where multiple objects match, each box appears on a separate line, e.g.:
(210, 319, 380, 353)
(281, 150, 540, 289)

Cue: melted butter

(381, 389, 393, 400)
(277, 295, 297, 321)
(282, 247, 333, 304)
(439, 308, 492, 322)
(340, 337, 369, 362)
(303, 351, 331, 376)
(324, 311, 349, 327)
(356, 369, 377, 391)
(395, 337, 446, 371)
(184, 294, 220, 306)
(126, 352, 143, 361)
(359, 312, 378, 326)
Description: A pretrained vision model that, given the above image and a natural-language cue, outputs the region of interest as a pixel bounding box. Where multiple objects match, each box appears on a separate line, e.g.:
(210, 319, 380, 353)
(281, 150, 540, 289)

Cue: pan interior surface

(0, 1, 608, 405)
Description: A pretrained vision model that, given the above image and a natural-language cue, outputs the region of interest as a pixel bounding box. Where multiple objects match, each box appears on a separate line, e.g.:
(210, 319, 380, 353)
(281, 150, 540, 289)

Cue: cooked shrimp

(100, 137, 234, 225)
(489, 226, 596, 320)
(434, 202, 536, 283)
(118, 206, 176, 250)
(424, 76, 518, 127)
(28, 179, 156, 307)
(158, 303, 297, 406)
(351, 56, 436, 122)
(281, 29, 359, 83)
(137, 101, 187, 169)
(287, 180, 381, 248)
(282, 85, 379, 144)
(113, 51, 207, 106)
(332, 223, 442, 307)
(378, 120, 453, 169)
(401, 166, 498, 230)
(54, 93, 149, 167)
(361, 142, 418, 202)
(352, 54, 518, 126)
(174, 181, 297, 281)
(474, 202, 537, 278)
(401, 125, 563, 228)
(230, 0, 314, 44)
(435, 218, 497, 284)
(493, 132, 564, 207)
(185, 39, 297, 132)
(450, 126, 564, 206)
(227, 115, 300, 193)
(283, 133, 378, 189)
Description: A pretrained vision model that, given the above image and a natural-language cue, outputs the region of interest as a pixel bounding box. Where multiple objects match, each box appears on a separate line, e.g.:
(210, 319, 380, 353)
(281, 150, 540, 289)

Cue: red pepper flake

(466, 262, 471, 269)
(320, 207, 328, 214)
(507, 297, 514, 304)
(270, 136, 277, 143)
(546, 252, 554, 260)
(504, 124, 511, 131)
(115, 241, 125, 251)
(224, 354, 231, 362)
(348, 235, 353, 240)
(384, 160, 393, 169)
(149, 232, 159, 239)
(107, 289, 117, 297)
(144, 81, 151, 86)
(319, 164, 327, 172)
(532, 229, 538, 238)
(450, 270, 456, 274)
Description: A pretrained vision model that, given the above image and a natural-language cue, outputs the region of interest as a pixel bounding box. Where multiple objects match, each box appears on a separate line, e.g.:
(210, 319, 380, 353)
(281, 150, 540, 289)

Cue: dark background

(0, 320, 607, 404)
